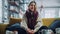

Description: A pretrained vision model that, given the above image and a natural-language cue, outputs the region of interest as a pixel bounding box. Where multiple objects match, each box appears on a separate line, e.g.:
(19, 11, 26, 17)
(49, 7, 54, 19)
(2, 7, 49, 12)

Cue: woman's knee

(39, 26, 48, 30)
(18, 27, 27, 34)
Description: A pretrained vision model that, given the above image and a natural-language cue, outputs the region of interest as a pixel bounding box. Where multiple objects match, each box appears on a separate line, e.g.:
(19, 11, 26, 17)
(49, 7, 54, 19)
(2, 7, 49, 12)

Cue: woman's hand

(27, 28, 31, 33)
(27, 29, 30, 32)
(30, 30, 35, 34)
(27, 28, 35, 34)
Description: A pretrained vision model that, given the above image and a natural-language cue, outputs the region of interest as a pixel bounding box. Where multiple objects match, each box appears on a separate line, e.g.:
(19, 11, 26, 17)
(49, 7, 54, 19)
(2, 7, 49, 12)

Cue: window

(59, 8, 60, 17)
(0, 0, 2, 23)
(43, 8, 56, 18)
(38, 8, 60, 18)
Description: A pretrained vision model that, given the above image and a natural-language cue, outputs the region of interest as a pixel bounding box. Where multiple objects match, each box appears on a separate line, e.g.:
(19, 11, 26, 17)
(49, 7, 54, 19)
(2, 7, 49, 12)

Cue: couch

(0, 18, 60, 34)
(0, 18, 22, 34)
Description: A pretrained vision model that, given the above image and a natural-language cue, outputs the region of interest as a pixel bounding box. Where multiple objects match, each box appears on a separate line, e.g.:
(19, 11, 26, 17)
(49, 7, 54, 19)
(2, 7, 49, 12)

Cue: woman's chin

(31, 10, 34, 11)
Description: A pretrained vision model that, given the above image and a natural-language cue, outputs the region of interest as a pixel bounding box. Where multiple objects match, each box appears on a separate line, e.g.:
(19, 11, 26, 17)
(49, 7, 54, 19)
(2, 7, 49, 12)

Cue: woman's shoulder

(35, 11, 38, 15)
(36, 11, 38, 13)
(26, 10, 29, 13)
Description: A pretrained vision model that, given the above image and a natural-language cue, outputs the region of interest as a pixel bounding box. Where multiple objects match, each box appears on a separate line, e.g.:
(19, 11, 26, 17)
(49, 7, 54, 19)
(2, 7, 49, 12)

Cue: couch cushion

(9, 18, 22, 25)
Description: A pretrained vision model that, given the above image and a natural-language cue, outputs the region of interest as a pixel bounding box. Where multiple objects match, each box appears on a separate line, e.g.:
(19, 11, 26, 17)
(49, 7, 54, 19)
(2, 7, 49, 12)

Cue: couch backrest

(42, 18, 60, 27)
(9, 18, 22, 26)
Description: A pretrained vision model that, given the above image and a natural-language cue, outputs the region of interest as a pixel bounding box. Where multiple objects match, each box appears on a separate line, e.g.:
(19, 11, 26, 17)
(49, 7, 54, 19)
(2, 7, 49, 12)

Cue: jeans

(6, 23, 20, 31)
(49, 20, 60, 33)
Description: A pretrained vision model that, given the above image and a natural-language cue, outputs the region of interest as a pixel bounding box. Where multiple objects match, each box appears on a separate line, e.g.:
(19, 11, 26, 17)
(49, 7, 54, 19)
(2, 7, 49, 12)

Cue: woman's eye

(31, 5, 35, 6)
(31, 5, 33, 6)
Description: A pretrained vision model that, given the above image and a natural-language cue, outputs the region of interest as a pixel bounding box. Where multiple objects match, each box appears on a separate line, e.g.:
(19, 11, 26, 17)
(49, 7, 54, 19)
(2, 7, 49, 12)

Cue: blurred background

(0, 0, 60, 24)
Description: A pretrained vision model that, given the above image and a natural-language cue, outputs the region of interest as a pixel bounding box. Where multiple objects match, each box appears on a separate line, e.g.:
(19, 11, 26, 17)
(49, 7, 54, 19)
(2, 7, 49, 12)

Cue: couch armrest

(0, 24, 8, 34)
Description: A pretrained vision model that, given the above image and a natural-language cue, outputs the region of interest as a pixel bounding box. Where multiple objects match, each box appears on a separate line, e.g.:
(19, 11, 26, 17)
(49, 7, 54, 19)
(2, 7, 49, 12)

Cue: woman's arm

(34, 17, 43, 33)
(20, 15, 28, 30)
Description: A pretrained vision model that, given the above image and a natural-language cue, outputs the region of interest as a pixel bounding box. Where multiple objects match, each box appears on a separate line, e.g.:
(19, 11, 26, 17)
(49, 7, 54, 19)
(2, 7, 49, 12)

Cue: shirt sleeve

(34, 15, 43, 33)
(20, 14, 28, 30)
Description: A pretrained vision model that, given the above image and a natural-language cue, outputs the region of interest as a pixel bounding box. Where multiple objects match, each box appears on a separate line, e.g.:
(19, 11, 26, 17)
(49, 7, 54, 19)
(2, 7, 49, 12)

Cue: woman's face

(29, 3, 36, 11)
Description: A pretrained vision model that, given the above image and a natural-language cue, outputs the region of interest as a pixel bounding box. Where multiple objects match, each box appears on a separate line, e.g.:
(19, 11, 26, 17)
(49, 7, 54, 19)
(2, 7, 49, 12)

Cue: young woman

(20, 1, 47, 34)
